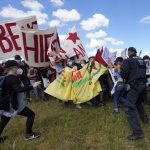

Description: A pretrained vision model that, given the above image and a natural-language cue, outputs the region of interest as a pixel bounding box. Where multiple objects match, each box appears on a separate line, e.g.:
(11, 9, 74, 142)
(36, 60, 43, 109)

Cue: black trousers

(123, 82, 148, 135)
(0, 107, 35, 135)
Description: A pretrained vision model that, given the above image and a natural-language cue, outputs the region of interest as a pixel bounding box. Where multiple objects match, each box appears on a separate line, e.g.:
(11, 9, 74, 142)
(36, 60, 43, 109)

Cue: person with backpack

(0, 60, 41, 143)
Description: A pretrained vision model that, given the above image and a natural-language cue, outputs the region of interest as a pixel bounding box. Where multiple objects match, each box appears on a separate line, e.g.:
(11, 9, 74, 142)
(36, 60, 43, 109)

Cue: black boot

(0, 136, 7, 143)
(127, 134, 144, 141)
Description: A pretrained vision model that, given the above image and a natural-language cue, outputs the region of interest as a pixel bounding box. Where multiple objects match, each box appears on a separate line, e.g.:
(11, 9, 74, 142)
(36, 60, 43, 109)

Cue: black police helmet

(128, 47, 137, 54)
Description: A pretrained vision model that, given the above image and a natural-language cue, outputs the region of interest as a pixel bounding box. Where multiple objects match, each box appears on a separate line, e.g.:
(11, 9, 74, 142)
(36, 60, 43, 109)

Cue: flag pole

(139, 50, 142, 57)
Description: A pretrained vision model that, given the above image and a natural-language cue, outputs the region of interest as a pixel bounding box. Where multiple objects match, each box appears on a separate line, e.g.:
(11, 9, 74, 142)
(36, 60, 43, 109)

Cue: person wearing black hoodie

(0, 60, 41, 143)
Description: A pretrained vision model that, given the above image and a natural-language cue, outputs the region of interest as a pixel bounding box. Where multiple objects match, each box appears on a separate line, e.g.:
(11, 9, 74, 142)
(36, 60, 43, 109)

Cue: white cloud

(141, 51, 150, 57)
(109, 48, 122, 53)
(86, 38, 106, 49)
(21, 0, 44, 11)
(0, 4, 48, 25)
(49, 19, 61, 27)
(85, 48, 123, 57)
(109, 48, 123, 57)
(88, 50, 97, 56)
(140, 16, 150, 24)
(28, 10, 48, 25)
(109, 48, 117, 53)
(105, 37, 124, 46)
(50, 0, 64, 7)
(0, 4, 26, 18)
(80, 13, 109, 31)
(86, 29, 107, 39)
(52, 9, 80, 22)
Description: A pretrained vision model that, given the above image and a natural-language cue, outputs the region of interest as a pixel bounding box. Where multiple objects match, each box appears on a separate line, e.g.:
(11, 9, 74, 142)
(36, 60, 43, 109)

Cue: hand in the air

(32, 81, 41, 88)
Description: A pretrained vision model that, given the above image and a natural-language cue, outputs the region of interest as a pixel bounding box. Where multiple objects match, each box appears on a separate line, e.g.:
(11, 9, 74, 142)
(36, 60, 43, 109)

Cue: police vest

(129, 56, 146, 80)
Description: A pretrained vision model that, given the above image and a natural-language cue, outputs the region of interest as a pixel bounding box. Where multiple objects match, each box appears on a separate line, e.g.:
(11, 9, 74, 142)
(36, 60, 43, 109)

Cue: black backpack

(0, 76, 11, 111)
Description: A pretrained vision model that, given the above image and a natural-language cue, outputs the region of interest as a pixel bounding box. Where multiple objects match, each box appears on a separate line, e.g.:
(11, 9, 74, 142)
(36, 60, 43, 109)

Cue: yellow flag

(72, 61, 107, 104)
(45, 61, 107, 104)
(45, 67, 75, 101)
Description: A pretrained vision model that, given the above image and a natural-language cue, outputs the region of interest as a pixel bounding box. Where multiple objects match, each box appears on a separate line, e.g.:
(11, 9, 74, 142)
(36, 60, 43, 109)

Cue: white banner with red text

(48, 26, 88, 63)
(0, 16, 38, 60)
(20, 27, 60, 67)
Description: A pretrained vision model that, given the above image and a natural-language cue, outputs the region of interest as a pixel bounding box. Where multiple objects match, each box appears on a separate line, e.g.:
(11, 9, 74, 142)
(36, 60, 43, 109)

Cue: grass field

(0, 97, 150, 150)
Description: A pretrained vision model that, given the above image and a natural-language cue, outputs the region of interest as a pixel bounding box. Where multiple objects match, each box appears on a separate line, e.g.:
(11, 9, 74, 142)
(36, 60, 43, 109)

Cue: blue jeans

(113, 82, 126, 110)
(30, 80, 38, 97)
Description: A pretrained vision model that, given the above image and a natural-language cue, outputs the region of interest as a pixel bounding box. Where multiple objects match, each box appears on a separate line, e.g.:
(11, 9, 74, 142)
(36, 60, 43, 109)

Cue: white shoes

(76, 104, 82, 109)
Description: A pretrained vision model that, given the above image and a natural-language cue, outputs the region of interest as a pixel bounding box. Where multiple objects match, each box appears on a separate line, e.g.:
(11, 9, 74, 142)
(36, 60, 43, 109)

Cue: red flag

(94, 47, 106, 66)
(51, 73, 56, 83)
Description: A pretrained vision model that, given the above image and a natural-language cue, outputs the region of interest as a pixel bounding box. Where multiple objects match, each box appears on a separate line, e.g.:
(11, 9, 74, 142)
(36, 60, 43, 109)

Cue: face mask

(17, 68, 23, 75)
(16, 60, 21, 64)
(68, 61, 73, 66)
(47, 70, 52, 75)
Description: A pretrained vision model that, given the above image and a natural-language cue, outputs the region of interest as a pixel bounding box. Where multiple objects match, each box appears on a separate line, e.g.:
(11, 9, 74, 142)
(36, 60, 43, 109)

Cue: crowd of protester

(0, 47, 150, 142)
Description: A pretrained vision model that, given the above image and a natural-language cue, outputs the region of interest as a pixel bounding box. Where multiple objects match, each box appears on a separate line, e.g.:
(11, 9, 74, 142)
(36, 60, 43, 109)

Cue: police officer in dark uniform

(120, 47, 148, 140)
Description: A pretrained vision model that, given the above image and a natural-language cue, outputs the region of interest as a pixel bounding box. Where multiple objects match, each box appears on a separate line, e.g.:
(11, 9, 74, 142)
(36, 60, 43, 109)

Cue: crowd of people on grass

(0, 47, 150, 142)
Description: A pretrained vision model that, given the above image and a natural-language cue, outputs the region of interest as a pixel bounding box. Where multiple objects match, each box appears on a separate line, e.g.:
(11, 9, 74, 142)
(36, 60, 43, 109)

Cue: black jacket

(1, 75, 33, 110)
(120, 55, 147, 83)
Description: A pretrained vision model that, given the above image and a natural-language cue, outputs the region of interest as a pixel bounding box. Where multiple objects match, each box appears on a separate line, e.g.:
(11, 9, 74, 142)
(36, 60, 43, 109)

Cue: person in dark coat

(0, 60, 41, 143)
(120, 47, 148, 140)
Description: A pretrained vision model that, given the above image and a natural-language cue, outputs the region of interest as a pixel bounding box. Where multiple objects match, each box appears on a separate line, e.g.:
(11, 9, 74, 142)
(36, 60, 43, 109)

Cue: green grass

(0, 98, 150, 150)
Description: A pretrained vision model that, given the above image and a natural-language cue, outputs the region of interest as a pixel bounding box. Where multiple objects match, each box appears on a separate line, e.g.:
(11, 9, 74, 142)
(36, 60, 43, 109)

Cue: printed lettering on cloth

(45, 61, 107, 104)
(20, 27, 60, 67)
(48, 47, 68, 63)
(63, 26, 88, 61)
(48, 26, 88, 63)
(0, 16, 38, 60)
